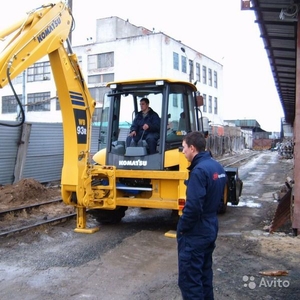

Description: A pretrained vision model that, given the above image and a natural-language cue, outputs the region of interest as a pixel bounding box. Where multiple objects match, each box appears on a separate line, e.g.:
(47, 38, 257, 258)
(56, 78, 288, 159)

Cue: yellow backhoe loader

(0, 2, 242, 233)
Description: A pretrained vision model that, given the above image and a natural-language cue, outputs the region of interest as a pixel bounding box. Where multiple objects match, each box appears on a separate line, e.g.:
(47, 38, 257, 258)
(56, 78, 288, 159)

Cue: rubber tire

(218, 201, 227, 214)
(92, 206, 128, 224)
(218, 184, 228, 214)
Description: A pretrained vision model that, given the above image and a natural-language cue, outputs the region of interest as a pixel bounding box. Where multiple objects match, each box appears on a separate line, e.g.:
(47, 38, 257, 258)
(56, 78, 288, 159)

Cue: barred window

(88, 52, 114, 70)
(27, 92, 51, 111)
(88, 73, 114, 84)
(27, 61, 51, 82)
(2, 95, 21, 113)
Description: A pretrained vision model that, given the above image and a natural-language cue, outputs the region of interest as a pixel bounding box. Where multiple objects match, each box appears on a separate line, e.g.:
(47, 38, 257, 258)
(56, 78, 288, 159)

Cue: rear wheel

(90, 206, 128, 224)
(171, 209, 180, 222)
(218, 200, 227, 214)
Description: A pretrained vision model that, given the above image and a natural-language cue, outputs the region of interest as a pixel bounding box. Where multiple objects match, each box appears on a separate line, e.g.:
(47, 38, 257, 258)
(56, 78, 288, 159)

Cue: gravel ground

(0, 151, 299, 300)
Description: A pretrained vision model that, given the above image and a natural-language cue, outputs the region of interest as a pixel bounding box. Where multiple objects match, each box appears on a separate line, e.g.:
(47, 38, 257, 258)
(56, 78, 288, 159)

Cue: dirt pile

(0, 178, 61, 210)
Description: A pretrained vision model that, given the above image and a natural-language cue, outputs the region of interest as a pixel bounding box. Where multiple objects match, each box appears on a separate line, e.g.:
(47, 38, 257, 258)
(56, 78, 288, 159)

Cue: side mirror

(196, 95, 203, 107)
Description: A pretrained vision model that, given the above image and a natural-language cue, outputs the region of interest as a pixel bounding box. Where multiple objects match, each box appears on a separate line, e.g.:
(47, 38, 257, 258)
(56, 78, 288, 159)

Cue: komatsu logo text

(119, 160, 147, 166)
(37, 17, 61, 42)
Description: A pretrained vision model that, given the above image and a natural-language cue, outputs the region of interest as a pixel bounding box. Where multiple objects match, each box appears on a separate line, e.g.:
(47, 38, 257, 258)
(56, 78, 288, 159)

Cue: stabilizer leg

(74, 206, 99, 234)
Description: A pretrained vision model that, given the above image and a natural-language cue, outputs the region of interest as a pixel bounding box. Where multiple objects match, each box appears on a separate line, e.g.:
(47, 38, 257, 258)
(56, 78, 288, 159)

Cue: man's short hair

(140, 97, 149, 105)
(183, 131, 206, 152)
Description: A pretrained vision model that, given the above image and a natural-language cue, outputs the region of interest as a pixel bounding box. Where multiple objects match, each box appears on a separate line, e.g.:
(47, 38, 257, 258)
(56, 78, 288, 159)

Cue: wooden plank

(13, 123, 32, 183)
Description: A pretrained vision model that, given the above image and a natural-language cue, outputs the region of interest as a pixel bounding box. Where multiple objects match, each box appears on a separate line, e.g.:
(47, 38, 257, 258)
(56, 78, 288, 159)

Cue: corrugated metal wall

(0, 122, 21, 184)
(22, 123, 64, 183)
(0, 122, 245, 185)
(0, 122, 101, 185)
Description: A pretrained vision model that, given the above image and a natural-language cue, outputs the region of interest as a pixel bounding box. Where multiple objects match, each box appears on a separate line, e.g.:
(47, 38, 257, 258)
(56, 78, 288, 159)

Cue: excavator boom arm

(0, 2, 96, 217)
(0, 2, 71, 86)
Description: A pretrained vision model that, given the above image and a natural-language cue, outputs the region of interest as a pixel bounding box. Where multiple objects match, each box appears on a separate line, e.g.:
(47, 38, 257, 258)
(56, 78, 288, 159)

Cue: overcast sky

(0, 0, 284, 132)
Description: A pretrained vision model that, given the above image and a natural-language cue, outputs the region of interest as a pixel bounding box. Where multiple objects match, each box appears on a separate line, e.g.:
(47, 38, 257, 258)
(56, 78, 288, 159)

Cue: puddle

(218, 232, 242, 237)
(229, 200, 261, 208)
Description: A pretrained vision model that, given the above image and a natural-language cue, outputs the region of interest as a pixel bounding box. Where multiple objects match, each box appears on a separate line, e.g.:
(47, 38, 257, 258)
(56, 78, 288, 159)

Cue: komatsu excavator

(0, 2, 242, 233)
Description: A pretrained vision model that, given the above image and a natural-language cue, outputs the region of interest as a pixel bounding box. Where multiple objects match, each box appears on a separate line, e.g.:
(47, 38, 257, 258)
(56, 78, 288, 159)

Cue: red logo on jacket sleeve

(213, 172, 219, 180)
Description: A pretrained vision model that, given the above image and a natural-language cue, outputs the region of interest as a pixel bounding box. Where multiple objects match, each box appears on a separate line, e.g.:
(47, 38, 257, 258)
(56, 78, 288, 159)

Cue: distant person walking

(177, 131, 227, 299)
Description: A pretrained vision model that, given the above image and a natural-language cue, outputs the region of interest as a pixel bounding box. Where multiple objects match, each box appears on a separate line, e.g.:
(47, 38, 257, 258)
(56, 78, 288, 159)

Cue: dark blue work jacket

(177, 151, 226, 239)
(130, 108, 160, 141)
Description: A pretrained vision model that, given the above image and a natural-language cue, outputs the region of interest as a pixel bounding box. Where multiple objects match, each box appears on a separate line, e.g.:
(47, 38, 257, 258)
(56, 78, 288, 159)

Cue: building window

(203, 94, 207, 112)
(55, 92, 60, 111)
(2, 95, 20, 113)
(56, 98, 60, 110)
(181, 56, 187, 73)
(27, 92, 51, 111)
(98, 52, 114, 68)
(202, 66, 207, 84)
(189, 59, 194, 81)
(208, 68, 212, 86)
(214, 71, 218, 88)
(173, 52, 179, 70)
(77, 55, 82, 67)
(208, 95, 212, 113)
(88, 73, 114, 84)
(93, 107, 102, 123)
(27, 61, 51, 82)
(214, 97, 218, 114)
(88, 52, 114, 70)
(196, 63, 200, 82)
(89, 87, 109, 102)
(12, 74, 23, 85)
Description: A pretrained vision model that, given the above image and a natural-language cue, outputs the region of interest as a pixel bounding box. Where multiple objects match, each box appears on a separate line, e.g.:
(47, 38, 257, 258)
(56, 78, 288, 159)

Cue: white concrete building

(0, 16, 224, 128)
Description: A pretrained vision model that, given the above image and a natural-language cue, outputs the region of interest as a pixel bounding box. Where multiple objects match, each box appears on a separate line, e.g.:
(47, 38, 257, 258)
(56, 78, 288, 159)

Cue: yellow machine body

(0, 2, 242, 233)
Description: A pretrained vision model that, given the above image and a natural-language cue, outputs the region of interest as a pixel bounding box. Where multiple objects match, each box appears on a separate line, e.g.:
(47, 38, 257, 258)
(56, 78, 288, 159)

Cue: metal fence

(206, 135, 245, 157)
(0, 122, 101, 185)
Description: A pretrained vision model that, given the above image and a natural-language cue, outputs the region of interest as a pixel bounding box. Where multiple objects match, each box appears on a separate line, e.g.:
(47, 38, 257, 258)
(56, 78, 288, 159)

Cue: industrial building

(0, 16, 224, 131)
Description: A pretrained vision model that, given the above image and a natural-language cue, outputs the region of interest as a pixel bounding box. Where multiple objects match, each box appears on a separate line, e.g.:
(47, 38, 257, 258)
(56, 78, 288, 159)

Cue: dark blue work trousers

(177, 235, 216, 300)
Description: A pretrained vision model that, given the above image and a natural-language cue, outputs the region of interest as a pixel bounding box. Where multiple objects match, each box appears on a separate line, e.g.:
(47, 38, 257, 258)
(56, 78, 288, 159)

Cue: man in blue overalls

(177, 131, 226, 299)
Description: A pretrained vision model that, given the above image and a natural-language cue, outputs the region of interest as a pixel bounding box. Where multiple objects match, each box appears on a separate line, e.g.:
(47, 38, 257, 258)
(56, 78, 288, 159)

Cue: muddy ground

(0, 151, 299, 300)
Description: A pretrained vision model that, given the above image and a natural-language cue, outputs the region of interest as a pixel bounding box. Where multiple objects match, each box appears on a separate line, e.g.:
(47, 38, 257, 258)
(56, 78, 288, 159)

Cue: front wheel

(90, 206, 128, 224)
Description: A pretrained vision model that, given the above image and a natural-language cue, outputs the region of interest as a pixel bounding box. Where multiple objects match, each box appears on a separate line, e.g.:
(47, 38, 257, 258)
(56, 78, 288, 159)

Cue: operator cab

(96, 79, 201, 170)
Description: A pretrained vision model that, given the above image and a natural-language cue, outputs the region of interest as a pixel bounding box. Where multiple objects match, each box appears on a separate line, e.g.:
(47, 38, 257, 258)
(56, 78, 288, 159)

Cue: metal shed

(250, 0, 300, 232)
